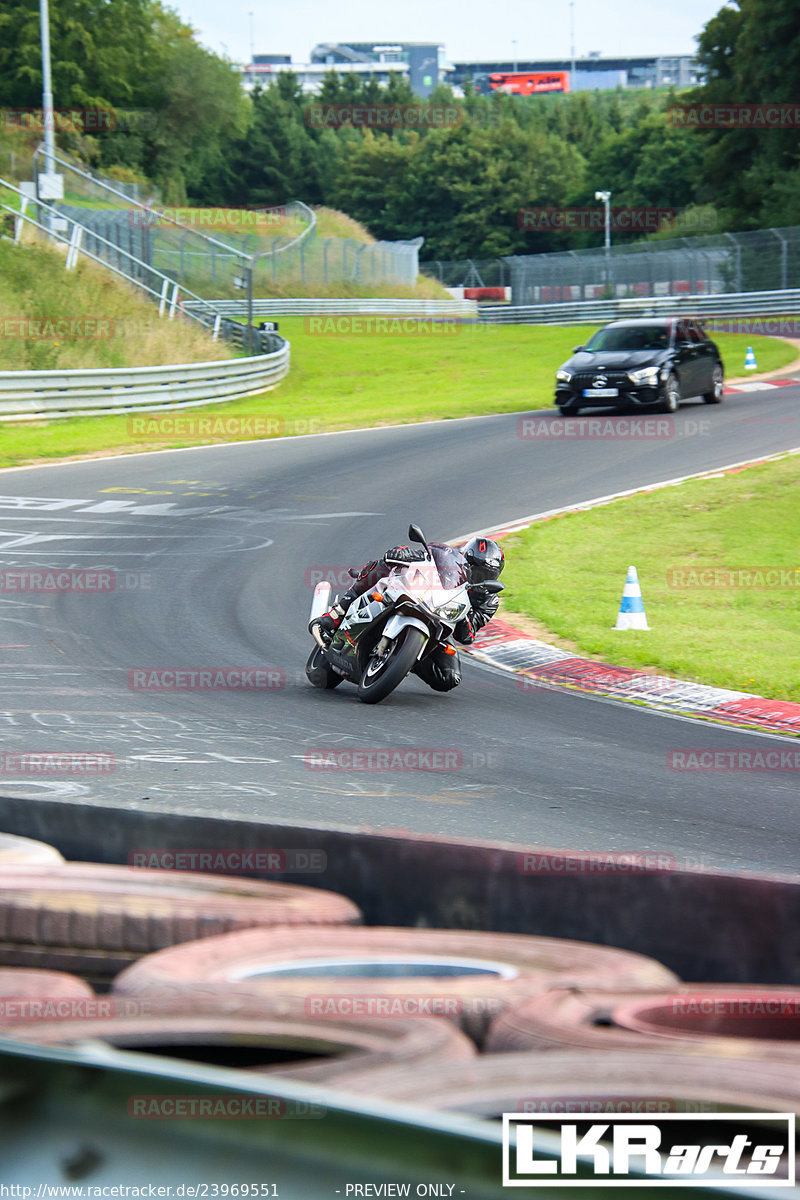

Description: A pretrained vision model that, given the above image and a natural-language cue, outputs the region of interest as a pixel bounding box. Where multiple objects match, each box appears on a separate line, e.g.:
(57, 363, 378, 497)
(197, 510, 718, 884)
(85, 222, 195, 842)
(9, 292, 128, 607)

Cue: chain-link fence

(420, 258, 513, 289)
(32, 147, 422, 297)
(425, 229, 800, 304)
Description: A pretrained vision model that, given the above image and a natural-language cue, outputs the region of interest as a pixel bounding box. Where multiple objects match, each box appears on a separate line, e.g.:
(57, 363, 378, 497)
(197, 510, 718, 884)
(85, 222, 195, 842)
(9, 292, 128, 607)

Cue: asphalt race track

(1, 387, 798, 874)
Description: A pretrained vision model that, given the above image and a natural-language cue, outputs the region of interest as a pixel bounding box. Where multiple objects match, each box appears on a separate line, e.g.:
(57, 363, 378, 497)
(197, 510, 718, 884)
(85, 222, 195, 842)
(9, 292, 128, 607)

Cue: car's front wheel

(703, 365, 724, 404)
(661, 373, 681, 414)
(558, 405, 580, 417)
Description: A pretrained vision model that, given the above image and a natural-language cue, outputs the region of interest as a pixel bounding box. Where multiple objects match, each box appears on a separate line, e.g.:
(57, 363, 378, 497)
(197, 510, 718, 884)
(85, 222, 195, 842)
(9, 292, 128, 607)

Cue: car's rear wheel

(661, 373, 681, 414)
(703, 365, 724, 404)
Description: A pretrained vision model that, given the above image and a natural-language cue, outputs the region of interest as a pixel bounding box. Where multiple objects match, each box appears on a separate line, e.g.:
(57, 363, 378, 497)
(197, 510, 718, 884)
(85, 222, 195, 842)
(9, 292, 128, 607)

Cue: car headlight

(556, 369, 573, 383)
(628, 366, 661, 385)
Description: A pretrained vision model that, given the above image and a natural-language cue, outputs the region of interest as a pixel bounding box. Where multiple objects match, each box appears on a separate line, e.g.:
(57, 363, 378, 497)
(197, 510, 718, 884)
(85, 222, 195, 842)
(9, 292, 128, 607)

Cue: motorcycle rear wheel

(305, 645, 344, 689)
(357, 627, 426, 704)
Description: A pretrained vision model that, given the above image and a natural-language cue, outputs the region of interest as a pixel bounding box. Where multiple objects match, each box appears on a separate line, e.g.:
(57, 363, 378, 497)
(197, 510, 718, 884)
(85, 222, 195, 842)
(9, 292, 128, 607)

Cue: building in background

(242, 43, 452, 96)
(241, 47, 698, 96)
(455, 54, 699, 92)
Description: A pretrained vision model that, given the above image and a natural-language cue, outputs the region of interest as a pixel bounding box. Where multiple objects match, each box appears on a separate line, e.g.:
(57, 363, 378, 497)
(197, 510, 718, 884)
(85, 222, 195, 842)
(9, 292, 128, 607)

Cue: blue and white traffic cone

(614, 565, 650, 630)
(744, 346, 758, 370)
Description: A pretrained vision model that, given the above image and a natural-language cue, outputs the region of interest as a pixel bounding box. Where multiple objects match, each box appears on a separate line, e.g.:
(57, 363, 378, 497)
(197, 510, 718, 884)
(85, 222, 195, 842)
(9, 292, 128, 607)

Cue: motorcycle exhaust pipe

(309, 580, 333, 648)
(309, 580, 332, 622)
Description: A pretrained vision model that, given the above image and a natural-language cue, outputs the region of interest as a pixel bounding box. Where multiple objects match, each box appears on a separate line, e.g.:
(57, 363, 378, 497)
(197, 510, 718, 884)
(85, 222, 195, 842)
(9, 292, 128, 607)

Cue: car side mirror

(573, 345, 584, 353)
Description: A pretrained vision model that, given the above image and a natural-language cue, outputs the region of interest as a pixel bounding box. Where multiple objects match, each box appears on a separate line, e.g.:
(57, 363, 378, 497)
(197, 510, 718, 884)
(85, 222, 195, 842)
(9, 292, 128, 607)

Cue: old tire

(0, 967, 95, 1022)
(0, 834, 64, 867)
(113, 927, 678, 1046)
(2, 991, 475, 1084)
(0, 864, 361, 982)
(316, 1046, 800, 1117)
(485, 984, 800, 1061)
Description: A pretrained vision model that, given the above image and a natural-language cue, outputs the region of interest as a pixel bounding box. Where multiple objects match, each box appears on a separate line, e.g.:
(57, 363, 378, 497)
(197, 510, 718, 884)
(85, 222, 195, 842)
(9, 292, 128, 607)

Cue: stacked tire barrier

(1, 832, 797, 1117)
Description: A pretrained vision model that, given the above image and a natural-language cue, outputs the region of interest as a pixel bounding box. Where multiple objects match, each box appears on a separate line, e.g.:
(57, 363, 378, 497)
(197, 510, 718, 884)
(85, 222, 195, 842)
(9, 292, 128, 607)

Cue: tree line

(0, 0, 796, 259)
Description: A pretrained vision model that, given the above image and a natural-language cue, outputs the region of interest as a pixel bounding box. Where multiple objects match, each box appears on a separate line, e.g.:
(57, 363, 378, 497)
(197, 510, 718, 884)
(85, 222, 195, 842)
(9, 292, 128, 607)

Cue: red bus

(487, 71, 570, 96)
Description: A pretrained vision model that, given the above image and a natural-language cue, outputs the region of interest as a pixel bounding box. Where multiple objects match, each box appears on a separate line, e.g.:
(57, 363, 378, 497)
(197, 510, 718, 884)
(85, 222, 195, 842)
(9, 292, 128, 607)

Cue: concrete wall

(1, 793, 796, 985)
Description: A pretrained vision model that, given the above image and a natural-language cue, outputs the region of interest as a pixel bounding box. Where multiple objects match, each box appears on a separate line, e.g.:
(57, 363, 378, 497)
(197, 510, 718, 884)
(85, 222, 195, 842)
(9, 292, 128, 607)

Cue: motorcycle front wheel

(357, 628, 426, 705)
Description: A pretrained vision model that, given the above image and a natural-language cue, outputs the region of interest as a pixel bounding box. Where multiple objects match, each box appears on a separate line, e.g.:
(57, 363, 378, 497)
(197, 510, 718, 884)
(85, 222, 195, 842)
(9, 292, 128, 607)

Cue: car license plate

(583, 387, 619, 397)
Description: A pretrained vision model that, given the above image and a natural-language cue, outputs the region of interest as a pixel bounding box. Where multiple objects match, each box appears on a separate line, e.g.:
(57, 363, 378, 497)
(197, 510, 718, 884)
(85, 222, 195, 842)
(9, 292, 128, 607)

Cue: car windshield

(585, 325, 671, 352)
(430, 544, 467, 589)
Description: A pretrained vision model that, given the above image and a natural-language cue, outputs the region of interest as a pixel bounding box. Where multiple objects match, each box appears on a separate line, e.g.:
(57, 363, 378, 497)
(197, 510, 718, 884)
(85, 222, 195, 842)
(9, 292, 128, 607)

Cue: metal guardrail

(0, 179, 292, 420)
(188, 298, 480, 317)
(0, 344, 290, 422)
(478, 289, 800, 325)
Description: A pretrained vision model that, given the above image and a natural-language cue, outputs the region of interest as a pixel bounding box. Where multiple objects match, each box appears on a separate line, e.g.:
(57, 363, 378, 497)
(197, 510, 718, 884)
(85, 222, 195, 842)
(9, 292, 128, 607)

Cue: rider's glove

(453, 614, 476, 645)
(385, 545, 427, 565)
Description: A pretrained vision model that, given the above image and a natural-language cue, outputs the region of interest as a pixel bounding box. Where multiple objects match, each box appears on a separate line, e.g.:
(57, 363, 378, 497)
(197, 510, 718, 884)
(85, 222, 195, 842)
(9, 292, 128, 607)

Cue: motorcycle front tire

(357, 627, 426, 705)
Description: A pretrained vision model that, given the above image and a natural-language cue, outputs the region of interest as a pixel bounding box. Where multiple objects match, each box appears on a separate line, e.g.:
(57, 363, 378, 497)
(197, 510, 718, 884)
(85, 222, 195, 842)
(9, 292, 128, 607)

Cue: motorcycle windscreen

(430, 544, 468, 589)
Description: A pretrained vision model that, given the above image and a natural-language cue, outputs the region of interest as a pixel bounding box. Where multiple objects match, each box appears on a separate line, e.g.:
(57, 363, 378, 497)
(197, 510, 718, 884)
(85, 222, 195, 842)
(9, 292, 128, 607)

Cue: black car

(554, 317, 725, 416)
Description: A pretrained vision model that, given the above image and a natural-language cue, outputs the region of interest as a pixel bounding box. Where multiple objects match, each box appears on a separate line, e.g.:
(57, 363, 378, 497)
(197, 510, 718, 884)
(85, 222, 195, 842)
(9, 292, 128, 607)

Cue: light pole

(512, 41, 518, 72)
(39, 0, 55, 179)
(594, 189, 611, 251)
(595, 189, 611, 294)
(570, 2, 576, 84)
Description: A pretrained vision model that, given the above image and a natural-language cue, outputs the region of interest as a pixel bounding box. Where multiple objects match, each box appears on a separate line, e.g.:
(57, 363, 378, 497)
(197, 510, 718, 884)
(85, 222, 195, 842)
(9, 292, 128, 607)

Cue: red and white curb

(456, 448, 800, 738)
(725, 377, 799, 393)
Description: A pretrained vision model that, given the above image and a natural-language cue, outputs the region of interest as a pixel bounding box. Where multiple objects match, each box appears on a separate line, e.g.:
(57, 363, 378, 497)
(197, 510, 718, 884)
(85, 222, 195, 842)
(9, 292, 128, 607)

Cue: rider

(310, 537, 505, 692)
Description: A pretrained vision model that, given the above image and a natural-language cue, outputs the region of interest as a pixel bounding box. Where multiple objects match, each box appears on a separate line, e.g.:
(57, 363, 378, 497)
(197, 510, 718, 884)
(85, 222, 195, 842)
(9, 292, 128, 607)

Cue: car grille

(571, 371, 633, 389)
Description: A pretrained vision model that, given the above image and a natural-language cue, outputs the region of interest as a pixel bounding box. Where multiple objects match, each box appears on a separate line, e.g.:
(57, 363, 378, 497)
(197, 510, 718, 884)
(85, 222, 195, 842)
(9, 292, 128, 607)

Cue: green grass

(0, 238, 231, 373)
(500, 453, 800, 701)
(0, 315, 797, 467)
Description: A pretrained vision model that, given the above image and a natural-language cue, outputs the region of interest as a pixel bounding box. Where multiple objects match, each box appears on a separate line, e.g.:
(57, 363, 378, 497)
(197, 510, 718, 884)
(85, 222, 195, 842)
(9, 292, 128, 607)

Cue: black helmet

(463, 536, 505, 583)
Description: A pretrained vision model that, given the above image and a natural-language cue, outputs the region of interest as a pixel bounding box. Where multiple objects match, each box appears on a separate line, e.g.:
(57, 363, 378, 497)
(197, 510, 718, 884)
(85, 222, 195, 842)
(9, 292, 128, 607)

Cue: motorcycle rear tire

(305, 645, 344, 689)
(357, 627, 426, 704)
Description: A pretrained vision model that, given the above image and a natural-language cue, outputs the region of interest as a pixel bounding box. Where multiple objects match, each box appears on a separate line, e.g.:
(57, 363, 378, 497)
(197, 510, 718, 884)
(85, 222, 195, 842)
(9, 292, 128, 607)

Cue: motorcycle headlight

(628, 366, 661, 385)
(437, 600, 468, 621)
(556, 369, 573, 383)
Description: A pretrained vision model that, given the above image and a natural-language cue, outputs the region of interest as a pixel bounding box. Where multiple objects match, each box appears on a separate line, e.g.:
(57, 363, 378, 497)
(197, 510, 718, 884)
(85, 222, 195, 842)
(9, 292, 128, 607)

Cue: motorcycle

(305, 523, 503, 704)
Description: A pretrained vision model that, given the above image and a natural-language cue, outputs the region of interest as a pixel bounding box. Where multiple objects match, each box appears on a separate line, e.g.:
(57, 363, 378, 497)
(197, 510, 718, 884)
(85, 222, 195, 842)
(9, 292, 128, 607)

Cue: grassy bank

(500, 453, 800, 701)
(0, 315, 796, 467)
(0, 239, 231, 372)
